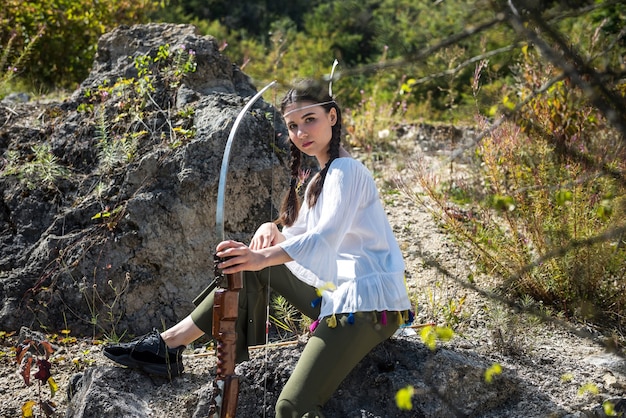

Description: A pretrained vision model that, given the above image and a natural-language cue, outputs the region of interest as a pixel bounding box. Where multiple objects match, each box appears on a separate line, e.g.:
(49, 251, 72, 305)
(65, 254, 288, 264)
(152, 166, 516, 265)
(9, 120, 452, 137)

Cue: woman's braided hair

(276, 79, 343, 227)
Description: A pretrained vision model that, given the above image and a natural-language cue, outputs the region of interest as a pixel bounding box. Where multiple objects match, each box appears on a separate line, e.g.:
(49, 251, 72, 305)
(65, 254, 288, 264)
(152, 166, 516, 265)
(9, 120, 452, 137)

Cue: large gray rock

(0, 23, 288, 336)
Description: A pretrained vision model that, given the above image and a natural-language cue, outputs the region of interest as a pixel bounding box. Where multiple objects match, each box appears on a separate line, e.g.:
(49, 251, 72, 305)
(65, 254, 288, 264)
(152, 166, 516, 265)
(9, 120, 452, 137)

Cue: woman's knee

(275, 398, 298, 418)
(275, 398, 325, 418)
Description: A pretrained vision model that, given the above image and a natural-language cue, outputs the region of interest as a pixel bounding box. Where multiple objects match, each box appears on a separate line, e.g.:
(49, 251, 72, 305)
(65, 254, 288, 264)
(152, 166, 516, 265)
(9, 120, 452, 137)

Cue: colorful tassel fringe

(309, 319, 320, 332)
(312, 309, 415, 333)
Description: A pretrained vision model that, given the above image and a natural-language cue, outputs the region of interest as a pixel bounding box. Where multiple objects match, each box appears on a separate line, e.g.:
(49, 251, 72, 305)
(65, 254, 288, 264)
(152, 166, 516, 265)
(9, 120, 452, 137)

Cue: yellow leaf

(420, 325, 454, 350)
(48, 377, 59, 398)
(603, 400, 617, 416)
(578, 382, 599, 396)
(485, 363, 503, 383)
(420, 325, 436, 350)
(435, 327, 454, 342)
(521, 44, 528, 57)
(395, 386, 414, 410)
(91, 211, 111, 220)
(21, 400, 36, 418)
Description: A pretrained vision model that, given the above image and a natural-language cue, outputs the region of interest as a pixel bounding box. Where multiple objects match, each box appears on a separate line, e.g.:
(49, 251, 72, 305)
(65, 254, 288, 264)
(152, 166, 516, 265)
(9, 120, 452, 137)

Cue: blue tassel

(311, 297, 322, 308)
(347, 312, 355, 324)
(407, 310, 415, 324)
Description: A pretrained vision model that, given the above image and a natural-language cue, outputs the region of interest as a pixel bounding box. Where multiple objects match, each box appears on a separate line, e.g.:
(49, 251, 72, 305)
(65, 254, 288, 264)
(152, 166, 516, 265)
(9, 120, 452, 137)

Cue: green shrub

(0, 25, 44, 98)
(414, 48, 626, 328)
(0, 0, 160, 90)
(2, 144, 69, 190)
(81, 42, 198, 171)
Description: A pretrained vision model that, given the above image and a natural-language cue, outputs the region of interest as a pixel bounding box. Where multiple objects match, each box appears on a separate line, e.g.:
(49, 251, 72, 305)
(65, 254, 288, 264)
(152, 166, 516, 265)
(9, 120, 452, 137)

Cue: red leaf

(15, 340, 32, 365)
(39, 341, 54, 358)
(34, 359, 52, 382)
(19, 355, 33, 386)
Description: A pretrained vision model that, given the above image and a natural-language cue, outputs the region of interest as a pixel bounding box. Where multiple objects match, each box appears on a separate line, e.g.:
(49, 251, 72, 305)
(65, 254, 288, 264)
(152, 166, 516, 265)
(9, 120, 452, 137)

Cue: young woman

(104, 80, 412, 417)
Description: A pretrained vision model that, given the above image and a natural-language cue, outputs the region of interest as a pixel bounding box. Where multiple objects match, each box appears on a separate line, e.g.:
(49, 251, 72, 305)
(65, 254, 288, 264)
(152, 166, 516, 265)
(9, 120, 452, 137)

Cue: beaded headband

(282, 100, 336, 118)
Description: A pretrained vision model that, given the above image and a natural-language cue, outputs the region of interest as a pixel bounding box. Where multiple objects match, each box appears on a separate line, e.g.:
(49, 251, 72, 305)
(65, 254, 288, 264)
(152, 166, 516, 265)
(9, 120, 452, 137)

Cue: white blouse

(279, 158, 411, 320)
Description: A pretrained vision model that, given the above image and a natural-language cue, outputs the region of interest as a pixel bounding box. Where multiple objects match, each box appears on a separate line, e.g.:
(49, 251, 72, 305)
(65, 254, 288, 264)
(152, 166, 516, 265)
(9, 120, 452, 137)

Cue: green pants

(190, 265, 400, 418)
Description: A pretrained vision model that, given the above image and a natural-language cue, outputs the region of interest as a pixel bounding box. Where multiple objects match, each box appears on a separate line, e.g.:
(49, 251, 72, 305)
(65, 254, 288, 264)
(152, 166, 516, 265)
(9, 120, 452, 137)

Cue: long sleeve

(279, 158, 410, 316)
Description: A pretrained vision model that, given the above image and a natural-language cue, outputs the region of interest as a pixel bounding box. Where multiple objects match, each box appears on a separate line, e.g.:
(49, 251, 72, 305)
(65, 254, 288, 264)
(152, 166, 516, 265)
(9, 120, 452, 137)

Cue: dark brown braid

(276, 140, 302, 227)
(276, 79, 343, 227)
(306, 123, 341, 207)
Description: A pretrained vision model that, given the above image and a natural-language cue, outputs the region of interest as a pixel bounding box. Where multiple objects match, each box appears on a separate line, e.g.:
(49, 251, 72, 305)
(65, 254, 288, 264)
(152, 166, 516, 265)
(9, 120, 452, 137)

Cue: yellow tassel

(372, 312, 378, 324)
(321, 282, 336, 292)
(316, 282, 336, 297)
(326, 314, 337, 328)
(403, 311, 409, 322)
(397, 311, 403, 325)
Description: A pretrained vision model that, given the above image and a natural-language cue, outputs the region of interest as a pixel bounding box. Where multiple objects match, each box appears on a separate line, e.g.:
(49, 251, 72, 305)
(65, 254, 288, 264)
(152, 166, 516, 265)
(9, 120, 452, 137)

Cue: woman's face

(283, 101, 337, 167)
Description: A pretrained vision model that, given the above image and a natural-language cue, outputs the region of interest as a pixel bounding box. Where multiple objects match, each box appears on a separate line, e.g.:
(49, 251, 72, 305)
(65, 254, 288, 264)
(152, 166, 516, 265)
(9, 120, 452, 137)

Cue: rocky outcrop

(0, 23, 288, 335)
(65, 336, 522, 418)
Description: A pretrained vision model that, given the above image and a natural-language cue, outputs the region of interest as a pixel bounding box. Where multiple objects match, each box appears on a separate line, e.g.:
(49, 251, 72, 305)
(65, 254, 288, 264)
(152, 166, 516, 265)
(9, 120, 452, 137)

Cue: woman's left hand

(215, 240, 266, 274)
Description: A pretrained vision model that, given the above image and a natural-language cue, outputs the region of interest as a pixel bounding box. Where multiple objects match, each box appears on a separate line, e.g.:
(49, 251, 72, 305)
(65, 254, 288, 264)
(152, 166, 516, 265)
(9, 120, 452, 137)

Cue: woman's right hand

(250, 222, 284, 250)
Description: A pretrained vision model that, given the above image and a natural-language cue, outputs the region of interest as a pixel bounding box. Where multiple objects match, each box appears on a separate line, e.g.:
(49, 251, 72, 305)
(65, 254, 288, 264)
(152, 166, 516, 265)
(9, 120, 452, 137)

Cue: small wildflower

(188, 49, 196, 56)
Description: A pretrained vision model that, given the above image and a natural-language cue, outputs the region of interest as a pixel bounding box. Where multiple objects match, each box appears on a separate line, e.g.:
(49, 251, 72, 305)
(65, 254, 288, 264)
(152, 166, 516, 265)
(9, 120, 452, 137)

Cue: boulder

(0, 23, 288, 336)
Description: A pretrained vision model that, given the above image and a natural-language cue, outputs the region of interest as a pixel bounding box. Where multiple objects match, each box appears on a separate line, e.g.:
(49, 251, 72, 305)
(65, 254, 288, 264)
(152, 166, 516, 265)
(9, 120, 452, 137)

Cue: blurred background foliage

(0, 0, 159, 91)
(1, 0, 622, 122)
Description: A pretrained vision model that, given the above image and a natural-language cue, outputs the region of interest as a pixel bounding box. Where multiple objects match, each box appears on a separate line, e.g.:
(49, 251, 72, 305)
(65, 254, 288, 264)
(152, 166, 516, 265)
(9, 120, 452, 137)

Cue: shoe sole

(103, 350, 183, 377)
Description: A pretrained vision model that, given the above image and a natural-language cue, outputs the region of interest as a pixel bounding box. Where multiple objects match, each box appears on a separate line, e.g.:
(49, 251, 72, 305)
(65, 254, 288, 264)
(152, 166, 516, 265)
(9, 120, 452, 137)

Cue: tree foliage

(0, 0, 159, 89)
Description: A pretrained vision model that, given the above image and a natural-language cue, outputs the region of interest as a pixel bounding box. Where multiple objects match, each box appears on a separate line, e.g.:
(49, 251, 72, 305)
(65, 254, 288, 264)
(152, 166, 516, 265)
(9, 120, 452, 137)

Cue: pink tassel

(381, 310, 387, 325)
(309, 319, 320, 332)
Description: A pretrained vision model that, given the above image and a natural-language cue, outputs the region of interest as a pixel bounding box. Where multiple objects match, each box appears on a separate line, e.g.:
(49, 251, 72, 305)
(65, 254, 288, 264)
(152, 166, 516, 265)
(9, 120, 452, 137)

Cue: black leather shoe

(103, 329, 185, 377)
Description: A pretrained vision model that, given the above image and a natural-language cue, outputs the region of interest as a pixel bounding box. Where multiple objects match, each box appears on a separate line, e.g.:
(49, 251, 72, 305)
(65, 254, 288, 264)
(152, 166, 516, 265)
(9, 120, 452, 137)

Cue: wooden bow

(209, 80, 277, 418)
